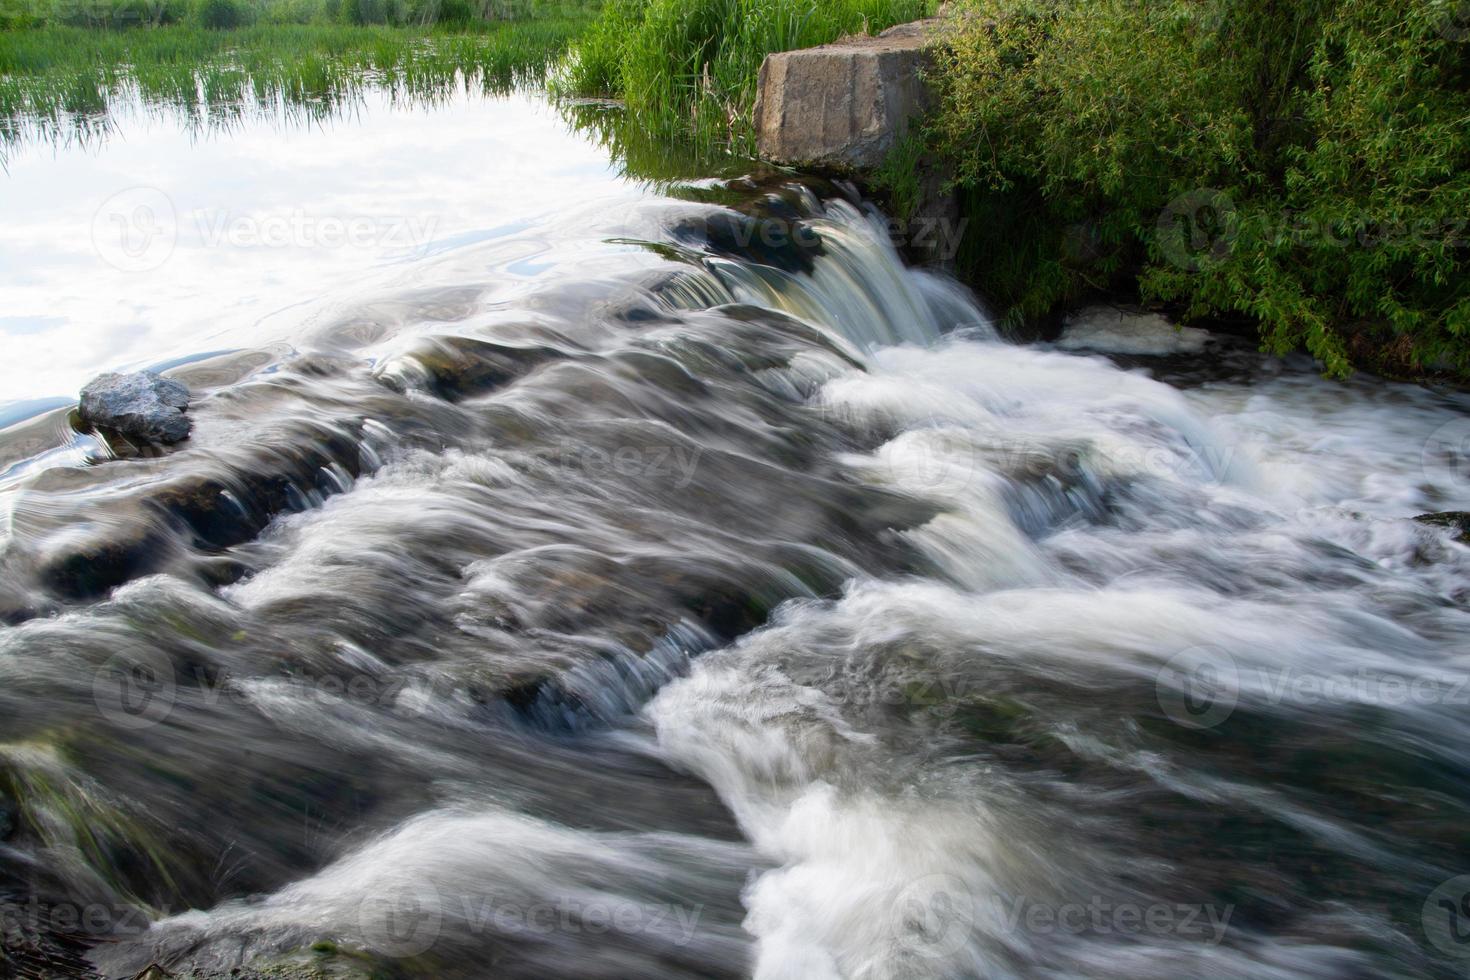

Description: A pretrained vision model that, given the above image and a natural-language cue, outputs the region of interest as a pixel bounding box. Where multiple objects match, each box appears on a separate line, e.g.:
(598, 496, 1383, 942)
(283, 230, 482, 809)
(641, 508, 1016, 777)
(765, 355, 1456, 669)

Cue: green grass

(557, 0, 933, 154)
(0, 0, 930, 178)
(0, 0, 577, 29)
(0, 3, 596, 155)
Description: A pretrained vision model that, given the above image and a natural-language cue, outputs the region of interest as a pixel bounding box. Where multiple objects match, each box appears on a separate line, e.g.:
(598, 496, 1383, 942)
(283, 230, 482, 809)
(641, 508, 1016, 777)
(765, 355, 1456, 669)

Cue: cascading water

(2, 110, 1469, 980)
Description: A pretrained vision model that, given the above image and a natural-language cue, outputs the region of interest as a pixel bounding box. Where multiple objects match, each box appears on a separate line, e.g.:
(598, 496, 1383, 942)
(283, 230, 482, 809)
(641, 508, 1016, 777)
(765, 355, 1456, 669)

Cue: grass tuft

(557, 0, 933, 154)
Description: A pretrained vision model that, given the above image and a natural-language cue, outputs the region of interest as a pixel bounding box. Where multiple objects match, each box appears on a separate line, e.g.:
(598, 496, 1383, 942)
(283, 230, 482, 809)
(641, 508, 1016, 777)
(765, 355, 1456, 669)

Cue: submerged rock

(373, 335, 563, 401)
(1057, 306, 1214, 355)
(1414, 511, 1470, 543)
(78, 370, 192, 445)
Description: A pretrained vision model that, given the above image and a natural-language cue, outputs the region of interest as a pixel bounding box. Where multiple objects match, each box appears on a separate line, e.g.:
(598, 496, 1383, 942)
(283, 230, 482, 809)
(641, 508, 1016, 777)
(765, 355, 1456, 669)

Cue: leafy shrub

(195, 0, 248, 27)
(929, 0, 1470, 376)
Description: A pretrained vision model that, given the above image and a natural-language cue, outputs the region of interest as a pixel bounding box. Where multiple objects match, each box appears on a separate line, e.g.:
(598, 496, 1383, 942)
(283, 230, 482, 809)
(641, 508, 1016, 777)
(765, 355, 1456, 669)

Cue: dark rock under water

(78, 371, 193, 447)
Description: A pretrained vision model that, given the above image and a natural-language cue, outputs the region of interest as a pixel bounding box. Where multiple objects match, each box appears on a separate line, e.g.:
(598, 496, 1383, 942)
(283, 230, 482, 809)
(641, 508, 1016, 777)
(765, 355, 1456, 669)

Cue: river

(2, 85, 1469, 980)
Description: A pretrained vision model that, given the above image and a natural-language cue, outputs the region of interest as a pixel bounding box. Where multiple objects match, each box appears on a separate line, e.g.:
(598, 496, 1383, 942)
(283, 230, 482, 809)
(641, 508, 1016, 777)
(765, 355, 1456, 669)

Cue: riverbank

(5, 0, 1465, 381)
(562, 0, 1470, 384)
(0, 3, 593, 156)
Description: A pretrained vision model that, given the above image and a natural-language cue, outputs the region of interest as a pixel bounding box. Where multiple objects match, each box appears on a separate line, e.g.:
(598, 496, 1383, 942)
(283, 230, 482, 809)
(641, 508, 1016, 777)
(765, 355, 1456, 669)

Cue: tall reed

(559, 0, 933, 153)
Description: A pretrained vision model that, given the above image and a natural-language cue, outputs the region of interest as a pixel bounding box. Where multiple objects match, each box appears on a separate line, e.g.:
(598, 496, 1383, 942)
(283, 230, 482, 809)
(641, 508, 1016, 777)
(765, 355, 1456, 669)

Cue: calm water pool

(0, 89, 642, 409)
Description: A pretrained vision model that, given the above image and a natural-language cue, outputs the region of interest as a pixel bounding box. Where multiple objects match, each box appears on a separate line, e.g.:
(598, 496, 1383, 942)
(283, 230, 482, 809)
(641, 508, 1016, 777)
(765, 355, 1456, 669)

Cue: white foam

(1057, 306, 1212, 355)
(644, 321, 1470, 977)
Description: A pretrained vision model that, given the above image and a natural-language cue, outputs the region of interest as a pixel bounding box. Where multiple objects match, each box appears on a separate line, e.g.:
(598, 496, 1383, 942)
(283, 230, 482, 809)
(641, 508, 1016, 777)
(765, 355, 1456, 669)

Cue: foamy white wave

(642, 298, 1469, 978)
(142, 807, 752, 967)
(1185, 371, 1470, 515)
(645, 573, 1431, 978)
(9, 143, 1464, 980)
(712, 200, 993, 351)
(824, 340, 1258, 489)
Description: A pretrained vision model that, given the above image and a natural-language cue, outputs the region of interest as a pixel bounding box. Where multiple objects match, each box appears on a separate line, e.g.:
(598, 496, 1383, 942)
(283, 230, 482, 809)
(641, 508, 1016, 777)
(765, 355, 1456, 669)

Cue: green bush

(431, 0, 476, 25)
(195, 0, 249, 26)
(929, 0, 1470, 377)
(561, 0, 933, 151)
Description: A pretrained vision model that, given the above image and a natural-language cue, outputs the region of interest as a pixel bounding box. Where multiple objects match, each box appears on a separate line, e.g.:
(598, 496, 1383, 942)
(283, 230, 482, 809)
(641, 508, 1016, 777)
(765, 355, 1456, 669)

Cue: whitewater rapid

(2, 176, 1468, 980)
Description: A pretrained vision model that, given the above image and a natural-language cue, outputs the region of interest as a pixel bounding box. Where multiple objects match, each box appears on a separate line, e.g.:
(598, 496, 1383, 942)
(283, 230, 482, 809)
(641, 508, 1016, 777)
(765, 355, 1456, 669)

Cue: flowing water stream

(2, 86, 1470, 980)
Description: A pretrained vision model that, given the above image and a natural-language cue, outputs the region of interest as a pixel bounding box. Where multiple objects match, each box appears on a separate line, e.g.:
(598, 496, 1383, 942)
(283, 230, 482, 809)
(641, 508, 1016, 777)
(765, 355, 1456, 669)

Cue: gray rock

(79, 370, 192, 445)
(753, 19, 964, 269)
(754, 19, 944, 171)
(1414, 511, 1470, 544)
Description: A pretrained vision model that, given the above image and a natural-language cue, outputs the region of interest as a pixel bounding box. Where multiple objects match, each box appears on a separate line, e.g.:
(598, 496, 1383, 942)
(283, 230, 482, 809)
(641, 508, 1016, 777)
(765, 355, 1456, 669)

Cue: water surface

(0, 88, 640, 406)
(2, 84, 1470, 980)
